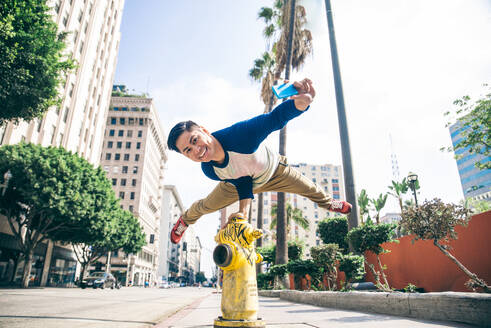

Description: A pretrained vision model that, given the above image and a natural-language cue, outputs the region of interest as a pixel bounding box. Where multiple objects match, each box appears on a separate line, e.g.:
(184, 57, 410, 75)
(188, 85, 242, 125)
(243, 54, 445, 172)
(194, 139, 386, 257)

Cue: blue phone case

(272, 83, 298, 99)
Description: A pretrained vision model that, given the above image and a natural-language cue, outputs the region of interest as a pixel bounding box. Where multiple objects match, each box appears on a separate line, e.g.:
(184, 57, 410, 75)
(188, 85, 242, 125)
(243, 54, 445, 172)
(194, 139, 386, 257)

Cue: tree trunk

(434, 241, 490, 292)
(256, 192, 264, 274)
(79, 263, 88, 281)
(325, 0, 360, 231)
(21, 252, 33, 288)
(376, 254, 390, 289)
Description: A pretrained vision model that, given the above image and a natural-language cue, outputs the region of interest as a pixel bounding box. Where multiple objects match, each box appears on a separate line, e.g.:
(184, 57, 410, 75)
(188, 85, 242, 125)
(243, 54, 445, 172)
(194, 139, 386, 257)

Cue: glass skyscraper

(450, 122, 491, 201)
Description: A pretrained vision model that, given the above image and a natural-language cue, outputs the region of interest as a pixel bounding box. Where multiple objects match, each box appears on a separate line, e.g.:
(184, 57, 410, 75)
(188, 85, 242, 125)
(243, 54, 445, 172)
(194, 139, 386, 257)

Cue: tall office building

(99, 93, 167, 286)
(158, 185, 185, 284)
(223, 162, 346, 257)
(450, 123, 491, 201)
(0, 0, 125, 287)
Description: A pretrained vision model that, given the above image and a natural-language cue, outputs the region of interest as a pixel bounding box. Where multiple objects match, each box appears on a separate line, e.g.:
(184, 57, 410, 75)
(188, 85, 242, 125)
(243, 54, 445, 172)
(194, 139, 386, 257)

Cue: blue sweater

(201, 99, 307, 200)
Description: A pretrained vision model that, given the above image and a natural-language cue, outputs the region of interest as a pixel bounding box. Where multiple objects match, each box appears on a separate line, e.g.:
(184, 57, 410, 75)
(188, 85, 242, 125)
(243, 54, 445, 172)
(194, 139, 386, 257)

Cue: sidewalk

(157, 293, 472, 328)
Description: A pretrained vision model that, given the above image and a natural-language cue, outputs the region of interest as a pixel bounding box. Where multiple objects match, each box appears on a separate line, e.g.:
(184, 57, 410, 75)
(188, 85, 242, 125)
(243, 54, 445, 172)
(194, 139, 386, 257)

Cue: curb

(259, 290, 491, 326)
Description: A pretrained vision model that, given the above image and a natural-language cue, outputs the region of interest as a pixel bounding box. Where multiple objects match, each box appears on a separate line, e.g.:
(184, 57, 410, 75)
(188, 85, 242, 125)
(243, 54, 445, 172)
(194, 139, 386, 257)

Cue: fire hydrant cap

(213, 244, 233, 268)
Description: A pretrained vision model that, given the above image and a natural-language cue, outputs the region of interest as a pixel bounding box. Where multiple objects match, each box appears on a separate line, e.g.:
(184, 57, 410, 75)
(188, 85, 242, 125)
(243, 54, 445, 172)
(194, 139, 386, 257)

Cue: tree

(346, 221, 398, 292)
(195, 272, 207, 284)
(317, 216, 348, 252)
(72, 208, 146, 281)
(338, 253, 365, 287)
(0, 0, 74, 126)
(310, 243, 340, 290)
(370, 193, 388, 224)
(270, 203, 309, 236)
(357, 189, 370, 224)
(401, 198, 490, 293)
(256, 1, 313, 280)
(442, 84, 491, 170)
(0, 143, 118, 287)
(388, 178, 409, 215)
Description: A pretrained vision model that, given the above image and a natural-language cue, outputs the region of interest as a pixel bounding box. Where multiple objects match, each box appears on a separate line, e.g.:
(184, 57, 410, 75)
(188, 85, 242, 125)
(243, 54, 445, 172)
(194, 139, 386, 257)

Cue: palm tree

(370, 193, 388, 224)
(270, 203, 309, 238)
(388, 178, 409, 215)
(249, 51, 278, 113)
(272, 0, 313, 274)
(357, 189, 370, 224)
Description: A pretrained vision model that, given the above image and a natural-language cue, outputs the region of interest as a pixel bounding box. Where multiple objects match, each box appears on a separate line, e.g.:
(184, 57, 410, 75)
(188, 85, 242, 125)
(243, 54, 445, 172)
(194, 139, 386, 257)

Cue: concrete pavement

(159, 293, 474, 328)
(0, 286, 212, 328)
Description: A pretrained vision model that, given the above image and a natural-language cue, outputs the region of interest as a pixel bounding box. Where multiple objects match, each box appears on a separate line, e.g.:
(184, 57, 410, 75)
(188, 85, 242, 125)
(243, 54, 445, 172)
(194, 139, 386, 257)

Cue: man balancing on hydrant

(167, 78, 352, 244)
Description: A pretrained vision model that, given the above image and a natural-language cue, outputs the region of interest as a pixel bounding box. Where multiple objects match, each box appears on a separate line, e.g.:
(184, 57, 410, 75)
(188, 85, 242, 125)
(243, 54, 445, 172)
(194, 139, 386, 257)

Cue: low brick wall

(259, 290, 491, 326)
(364, 210, 491, 292)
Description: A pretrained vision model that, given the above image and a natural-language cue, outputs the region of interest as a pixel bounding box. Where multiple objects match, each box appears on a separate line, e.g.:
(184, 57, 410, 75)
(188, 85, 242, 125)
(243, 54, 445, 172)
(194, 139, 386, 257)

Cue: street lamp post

(407, 172, 419, 207)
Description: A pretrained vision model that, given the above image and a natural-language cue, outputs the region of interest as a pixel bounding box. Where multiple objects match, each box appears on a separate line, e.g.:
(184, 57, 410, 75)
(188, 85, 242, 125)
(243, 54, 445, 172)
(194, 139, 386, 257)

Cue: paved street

(160, 293, 473, 328)
(0, 287, 474, 328)
(0, 287, 212, 328)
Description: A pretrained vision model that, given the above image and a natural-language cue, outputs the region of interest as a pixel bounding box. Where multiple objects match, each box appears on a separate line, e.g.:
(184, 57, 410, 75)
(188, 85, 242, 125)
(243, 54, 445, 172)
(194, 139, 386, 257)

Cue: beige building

(223, 162, 346, 258)
(0, 0, 124, 287)
(158, 185, 185, 283)
(99, 94, 167, 286)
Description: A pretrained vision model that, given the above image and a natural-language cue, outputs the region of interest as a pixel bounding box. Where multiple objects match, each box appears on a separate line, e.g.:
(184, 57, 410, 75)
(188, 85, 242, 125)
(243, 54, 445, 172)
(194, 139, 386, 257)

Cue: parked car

(80, 272, 117, 289)
(159, 281, 170, 289)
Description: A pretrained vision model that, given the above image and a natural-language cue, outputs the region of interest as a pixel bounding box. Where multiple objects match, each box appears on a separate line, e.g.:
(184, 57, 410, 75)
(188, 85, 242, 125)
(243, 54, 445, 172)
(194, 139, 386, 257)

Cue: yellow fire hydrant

(213, 213, 265, 328)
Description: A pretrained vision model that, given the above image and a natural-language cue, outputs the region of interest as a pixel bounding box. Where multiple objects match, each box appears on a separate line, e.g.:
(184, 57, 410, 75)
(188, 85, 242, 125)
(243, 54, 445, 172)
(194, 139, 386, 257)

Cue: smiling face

(175, 126, 223, 163)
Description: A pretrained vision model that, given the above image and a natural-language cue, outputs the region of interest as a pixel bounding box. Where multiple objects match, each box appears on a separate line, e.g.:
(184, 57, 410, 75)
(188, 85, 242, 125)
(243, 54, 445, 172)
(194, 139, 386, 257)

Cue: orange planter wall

(364, 210, 491, 292)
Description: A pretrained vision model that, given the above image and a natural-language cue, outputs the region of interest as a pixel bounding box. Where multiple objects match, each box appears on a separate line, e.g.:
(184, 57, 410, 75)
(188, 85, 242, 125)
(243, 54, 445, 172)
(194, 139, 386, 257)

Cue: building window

(138, 130, 142, 137)
(126, 142, 131, 149)
(116, 141, 122, 149)
(122, 166, 128, 173)
(130, 192, 135, 200)
(120, 118, 125, 125)
(134, 154, 139, 161)
(129, 118, 135, 125)
(132, 179, 137, 186)
(105, 153, 111, 160)
(124, 154, 129, 161)
(109, 129, 115, 136)
(110, 117, 116, 124)
(107, 141, 113, 148)
(127, 130, 133, 137)
(115, 153, 120, 160)
(118, 130, 124, 137)
(139, 118, 144, 126)
(119, 191, 125, 199)
(136, 142, 141, 149)
(129, 205, 134, 212)
(333, 194, 340, 199)
(133, 166, 138, 174)
(121, 178, 126, 186)
(332, 179, 339, 183)
(112, 178, 117, 186)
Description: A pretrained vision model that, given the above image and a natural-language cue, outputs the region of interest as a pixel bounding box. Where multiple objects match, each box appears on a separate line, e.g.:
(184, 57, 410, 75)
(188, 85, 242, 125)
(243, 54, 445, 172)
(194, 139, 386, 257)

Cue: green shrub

(256, 240, 304, 265)
(346, 221, 397, 291)
(310, 243, 340, 290)
(287, 259, 321, 290)
(257, 272, 274, 290)
(338, 253, 365, 284)
(317, 217, 349, 252)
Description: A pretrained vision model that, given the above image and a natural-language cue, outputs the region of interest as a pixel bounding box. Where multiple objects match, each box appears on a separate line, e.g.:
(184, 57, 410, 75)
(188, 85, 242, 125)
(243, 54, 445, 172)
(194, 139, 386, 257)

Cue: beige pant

(182, 156, 334, 225)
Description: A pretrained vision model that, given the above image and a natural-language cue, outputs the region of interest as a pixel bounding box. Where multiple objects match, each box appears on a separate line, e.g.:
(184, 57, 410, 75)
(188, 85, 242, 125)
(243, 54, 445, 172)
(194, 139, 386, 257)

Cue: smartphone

(272, 83, 298, 99)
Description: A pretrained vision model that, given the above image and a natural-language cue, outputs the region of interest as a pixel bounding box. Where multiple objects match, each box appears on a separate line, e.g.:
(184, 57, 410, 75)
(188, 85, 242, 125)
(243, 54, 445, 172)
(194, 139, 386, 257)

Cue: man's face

(175, 127, 217, 162)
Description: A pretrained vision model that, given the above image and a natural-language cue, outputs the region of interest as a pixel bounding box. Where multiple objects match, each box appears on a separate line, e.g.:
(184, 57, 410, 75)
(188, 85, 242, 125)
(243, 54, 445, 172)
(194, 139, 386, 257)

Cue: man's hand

(221, 198, 252, 228)
(289, 78, 315, 111)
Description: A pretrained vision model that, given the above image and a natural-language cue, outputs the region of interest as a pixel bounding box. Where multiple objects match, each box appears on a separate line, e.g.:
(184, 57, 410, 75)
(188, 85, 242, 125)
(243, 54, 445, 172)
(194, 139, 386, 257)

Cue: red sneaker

(171, 216, 188, 244)
(330, 201, 352, 214)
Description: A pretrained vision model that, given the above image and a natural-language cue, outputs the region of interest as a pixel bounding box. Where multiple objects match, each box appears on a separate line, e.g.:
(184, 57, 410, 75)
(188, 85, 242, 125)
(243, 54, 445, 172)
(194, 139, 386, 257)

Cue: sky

(114, 0, 491, 278)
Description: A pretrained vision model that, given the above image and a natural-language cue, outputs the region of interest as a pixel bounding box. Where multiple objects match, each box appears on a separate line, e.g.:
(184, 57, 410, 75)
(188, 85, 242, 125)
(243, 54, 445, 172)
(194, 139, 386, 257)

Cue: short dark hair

(167, 121, 200, 153)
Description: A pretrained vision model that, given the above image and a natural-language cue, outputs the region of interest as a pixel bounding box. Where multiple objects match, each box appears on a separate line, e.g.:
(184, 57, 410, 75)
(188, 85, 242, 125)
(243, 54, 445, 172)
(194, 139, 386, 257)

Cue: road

(0, 287, 472, 328)
(0, 286, 212, 328)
